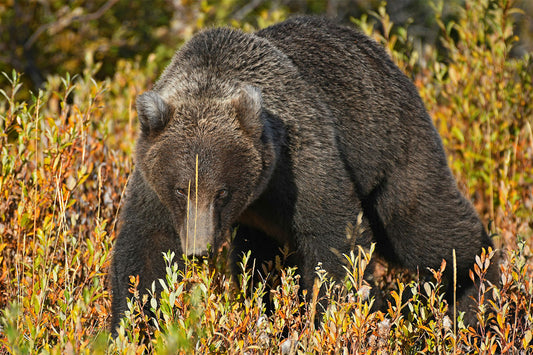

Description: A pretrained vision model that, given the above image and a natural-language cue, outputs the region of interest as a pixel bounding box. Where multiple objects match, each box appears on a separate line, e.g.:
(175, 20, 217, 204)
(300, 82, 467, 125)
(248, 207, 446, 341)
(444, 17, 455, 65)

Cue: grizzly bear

(110, 16, 497, 333)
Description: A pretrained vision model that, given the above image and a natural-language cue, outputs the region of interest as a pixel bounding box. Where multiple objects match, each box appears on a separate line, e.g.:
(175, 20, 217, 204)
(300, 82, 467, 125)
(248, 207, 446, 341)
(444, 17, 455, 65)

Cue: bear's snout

(180, 201, 216, 257)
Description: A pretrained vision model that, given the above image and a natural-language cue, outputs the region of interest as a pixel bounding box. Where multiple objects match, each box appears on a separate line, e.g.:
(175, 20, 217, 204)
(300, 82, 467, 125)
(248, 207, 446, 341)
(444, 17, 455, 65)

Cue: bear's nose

(180, 201, 216, 257)
(186, 249, 210, 259)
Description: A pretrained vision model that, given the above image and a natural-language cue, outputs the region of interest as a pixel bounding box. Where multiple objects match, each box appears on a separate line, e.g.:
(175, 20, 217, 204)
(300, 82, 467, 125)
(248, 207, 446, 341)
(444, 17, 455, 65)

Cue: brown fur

(110, 16, 497, 334)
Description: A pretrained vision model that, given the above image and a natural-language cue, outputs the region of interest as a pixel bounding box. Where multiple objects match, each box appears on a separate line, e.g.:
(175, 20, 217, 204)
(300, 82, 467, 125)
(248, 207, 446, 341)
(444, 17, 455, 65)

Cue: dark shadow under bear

(110, 16, 498, 334)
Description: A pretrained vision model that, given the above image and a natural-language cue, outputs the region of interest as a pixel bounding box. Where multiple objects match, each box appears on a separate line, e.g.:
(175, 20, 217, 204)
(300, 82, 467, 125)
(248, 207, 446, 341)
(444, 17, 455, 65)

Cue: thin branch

(232, 0, 265, 22)
(24, 0, 119, 50)
(73, 0, 119, 22)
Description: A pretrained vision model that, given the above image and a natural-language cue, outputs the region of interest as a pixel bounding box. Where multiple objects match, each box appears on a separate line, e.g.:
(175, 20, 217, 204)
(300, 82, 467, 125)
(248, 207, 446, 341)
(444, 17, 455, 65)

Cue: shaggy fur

(110, 16, 497, 333)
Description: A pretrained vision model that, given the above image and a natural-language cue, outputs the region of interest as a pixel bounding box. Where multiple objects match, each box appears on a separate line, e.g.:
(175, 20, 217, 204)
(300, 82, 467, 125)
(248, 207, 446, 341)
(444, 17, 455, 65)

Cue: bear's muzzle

(180, 201, 215, 257)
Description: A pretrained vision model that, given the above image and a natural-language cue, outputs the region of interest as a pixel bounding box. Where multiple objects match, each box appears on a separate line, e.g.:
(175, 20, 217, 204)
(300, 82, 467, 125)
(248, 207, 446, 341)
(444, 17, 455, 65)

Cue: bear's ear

(136, 91, 172, 134)
(232, 85, 263, 140)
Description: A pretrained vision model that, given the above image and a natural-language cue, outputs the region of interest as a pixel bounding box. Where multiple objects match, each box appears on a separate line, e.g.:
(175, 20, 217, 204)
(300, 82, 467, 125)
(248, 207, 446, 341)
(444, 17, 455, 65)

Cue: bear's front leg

(110, 169, 181, 336)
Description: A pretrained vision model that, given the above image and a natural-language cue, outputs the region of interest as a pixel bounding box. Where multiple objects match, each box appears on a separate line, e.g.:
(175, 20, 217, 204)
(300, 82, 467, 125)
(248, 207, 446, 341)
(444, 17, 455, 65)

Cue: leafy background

(1, 0, 532, 353)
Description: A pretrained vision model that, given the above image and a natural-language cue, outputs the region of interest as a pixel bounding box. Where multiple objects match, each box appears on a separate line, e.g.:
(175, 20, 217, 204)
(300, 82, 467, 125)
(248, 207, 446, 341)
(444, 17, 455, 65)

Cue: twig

(232, 0, 265, 21)
(25, 0, 119, 50)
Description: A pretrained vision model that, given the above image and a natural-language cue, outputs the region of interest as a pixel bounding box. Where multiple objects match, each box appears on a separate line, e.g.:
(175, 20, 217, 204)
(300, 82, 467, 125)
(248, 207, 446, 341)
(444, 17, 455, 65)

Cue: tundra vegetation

(1, 0, 532, 353)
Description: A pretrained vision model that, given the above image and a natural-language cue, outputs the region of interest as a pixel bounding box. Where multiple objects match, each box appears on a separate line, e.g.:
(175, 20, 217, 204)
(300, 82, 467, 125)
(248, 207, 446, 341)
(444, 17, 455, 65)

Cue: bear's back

(153, 27, 301, 102)
(257, 16, 443, 196)
(256, 16, 416, 106)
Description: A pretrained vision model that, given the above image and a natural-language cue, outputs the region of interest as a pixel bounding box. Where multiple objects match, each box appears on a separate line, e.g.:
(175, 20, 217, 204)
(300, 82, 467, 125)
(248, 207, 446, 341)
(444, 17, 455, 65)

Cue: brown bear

(110, 16, 497, 333)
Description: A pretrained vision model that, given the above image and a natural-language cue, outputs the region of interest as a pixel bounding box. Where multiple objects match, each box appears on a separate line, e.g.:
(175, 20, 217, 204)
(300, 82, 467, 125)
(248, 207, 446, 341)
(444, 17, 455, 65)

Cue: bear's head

(134, 85, 278, 257)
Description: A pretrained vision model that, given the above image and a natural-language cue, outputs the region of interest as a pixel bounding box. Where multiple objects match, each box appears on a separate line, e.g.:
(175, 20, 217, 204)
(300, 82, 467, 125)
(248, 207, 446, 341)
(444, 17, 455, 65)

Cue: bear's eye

(176, 188, 188, 198)
(216, 189, 228, 200)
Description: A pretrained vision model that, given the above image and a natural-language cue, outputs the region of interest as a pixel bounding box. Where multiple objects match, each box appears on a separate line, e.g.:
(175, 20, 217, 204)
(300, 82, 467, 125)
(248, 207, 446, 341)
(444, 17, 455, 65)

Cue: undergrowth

(1, 0, 532, 353)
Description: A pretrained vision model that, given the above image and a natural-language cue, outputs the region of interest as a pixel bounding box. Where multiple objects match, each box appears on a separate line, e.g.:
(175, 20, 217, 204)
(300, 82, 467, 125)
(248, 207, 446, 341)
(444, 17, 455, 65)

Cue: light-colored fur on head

(136, 91, 172, 133)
